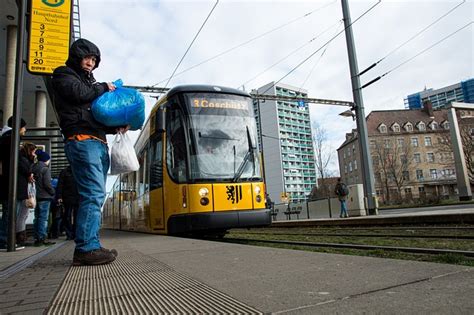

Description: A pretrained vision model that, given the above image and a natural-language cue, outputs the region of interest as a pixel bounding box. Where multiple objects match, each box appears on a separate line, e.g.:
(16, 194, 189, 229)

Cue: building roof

(366, 108, 448, 136)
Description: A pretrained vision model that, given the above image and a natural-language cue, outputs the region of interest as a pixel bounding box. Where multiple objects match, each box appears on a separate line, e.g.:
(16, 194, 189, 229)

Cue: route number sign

(27, 0, 72, 75)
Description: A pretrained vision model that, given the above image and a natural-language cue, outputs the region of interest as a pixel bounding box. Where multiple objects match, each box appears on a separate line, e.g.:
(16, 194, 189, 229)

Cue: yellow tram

(102, 85, 271, 235)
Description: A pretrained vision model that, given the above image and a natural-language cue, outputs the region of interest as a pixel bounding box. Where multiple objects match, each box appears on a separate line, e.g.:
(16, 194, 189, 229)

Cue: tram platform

(1, 226, 473, 314)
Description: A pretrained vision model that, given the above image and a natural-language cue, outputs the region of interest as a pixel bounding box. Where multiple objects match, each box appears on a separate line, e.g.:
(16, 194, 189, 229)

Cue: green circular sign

(42, 0, 65, 7)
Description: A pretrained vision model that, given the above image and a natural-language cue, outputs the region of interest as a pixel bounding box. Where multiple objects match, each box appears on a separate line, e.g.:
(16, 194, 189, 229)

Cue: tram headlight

(199, 187, 209, 197)
(256, 195, 262, 203)
(254, 186, 261, 194)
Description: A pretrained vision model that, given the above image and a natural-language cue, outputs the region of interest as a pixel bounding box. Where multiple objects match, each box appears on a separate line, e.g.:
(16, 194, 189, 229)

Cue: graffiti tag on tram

(226, 185, 243, 204)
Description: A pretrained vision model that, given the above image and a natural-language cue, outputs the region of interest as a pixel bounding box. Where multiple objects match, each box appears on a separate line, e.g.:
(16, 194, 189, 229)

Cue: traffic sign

(27, 0, 72, 75)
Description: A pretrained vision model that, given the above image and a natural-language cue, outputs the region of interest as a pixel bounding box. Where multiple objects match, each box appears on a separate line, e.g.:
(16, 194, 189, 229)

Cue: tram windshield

(185, 93, 262, 182)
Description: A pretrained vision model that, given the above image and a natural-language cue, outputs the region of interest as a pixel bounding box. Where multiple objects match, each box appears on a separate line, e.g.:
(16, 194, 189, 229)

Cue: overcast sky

(78, 0, 473, 186)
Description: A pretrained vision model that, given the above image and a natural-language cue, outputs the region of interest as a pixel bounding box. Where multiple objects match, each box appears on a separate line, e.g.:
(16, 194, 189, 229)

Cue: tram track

(221, 237, 474, 258)
(236, 232, 474, 240)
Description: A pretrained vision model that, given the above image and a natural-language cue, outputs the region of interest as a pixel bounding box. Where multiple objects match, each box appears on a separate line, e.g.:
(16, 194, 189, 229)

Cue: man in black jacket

(56, 165, 79, 240)
(52, 38, 126, 265)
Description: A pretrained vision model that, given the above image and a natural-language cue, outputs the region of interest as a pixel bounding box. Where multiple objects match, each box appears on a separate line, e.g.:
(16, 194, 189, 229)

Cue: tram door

(149, 133, 165, 230)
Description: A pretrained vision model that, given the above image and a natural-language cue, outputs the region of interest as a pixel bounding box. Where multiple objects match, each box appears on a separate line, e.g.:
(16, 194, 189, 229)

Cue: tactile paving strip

(47, 250, 262, 314)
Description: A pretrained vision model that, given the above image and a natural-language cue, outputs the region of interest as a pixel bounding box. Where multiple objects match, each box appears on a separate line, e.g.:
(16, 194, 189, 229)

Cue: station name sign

(27, 0, 72, 75)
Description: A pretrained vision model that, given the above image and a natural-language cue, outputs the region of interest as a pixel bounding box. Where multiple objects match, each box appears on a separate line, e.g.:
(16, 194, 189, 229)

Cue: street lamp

(339, 109, 356, 120)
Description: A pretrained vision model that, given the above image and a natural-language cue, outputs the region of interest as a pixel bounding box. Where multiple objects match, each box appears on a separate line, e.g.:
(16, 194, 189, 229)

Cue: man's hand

(28, 173, 35, 183)
(116, 125, 130, 134)
(107, 82, 116, 91)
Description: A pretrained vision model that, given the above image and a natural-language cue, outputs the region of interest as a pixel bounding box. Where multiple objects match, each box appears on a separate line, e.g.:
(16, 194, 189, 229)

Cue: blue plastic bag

(92, 79, 145, 131)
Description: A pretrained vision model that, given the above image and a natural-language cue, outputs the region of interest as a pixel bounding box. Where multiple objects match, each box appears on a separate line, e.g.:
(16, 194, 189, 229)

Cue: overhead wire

(152, 0, 337, 87)
(361, 21, 473, 90)
(296, 20, 344, 92)
(259, 0, 382, 96)
(163, 0, 219, 90)
(237, 19, 343, 90)
(358, 0, 466, 77)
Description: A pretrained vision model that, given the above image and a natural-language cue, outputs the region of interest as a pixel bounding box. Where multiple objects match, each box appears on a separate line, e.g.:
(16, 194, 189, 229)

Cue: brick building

(337, 102, 474, 204)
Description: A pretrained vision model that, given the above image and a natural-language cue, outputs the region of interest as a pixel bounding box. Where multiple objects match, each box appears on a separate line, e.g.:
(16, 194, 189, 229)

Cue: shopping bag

(110, 132, 140, 175)
(92, 79, 145, 131)
(25, 182, 36, 209)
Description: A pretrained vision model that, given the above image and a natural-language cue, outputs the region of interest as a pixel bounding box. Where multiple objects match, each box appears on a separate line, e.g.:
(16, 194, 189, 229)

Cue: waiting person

(334, 178, 349, 218)
(16, 142, 37, 246)
(32, 150, 56, 246)
(0, 117, 27, 249)
(56, 165, 79, 240)
(52, 38, 126, 265)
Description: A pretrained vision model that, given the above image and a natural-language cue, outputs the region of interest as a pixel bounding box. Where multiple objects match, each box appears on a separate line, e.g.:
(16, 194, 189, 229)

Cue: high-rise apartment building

(253, 82, 317, 204)
(405, 78, 474, 109)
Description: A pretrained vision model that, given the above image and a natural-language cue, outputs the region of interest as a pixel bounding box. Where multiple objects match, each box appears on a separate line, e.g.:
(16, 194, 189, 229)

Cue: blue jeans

(34, 200, 51, 240)
(65, 139, 109, 252)
(340, 199, 348, 217)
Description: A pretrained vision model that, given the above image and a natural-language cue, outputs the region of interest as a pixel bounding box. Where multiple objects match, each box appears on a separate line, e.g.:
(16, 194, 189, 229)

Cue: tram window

(138, 153, 145, 196)
(166, 108, 187, 182)
(143, 149, 150, 193)
(150, 135, 163, 189)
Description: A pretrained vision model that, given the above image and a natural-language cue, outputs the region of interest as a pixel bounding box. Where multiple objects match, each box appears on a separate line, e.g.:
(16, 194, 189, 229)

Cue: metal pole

(341, 0, 377, 215)
(447, 104, 472, 200)
(256, 99, 266, 187)
(7, 0, 26, 251)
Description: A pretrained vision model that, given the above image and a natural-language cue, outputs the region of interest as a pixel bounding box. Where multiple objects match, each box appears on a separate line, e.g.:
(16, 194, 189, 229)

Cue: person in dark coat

(32, 150, 56, 246)
(0, 117, 27, 248)
(16, 142, 37, 246)
(56, 166, 79, 240)
(52, 38, 127, 265)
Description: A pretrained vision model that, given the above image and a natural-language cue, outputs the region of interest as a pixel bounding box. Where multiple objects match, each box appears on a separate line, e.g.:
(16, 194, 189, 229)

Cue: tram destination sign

(27, 0, 72, 75)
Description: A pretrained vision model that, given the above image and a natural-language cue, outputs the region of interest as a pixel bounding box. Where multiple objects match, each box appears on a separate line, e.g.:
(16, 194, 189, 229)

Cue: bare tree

(311, 122, 335, 198)
(371, 137, 414, 203)
(437, 116, 474, 182)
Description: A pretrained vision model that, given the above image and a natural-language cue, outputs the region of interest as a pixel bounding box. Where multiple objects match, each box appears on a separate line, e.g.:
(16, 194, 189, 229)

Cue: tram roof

(165, 85, 251, 99)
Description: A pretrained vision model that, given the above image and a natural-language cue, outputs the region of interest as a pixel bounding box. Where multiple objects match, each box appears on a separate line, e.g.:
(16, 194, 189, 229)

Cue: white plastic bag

(110, 132, 140, 175)
(25, 182, 36, 209)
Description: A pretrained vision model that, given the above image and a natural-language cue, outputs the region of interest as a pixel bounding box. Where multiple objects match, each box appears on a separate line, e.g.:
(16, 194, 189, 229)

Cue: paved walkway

(1, 229, 473, 314)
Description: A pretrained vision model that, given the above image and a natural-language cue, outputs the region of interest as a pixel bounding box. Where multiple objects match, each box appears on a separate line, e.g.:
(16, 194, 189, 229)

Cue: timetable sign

(27, 0, 72, 75)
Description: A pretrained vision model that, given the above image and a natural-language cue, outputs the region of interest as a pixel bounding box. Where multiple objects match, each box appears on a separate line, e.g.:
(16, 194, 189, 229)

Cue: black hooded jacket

(52, 39, 116, 142)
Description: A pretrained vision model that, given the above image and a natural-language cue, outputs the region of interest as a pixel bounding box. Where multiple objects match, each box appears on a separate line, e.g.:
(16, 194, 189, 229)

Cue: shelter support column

(2, 25, 17, 125)
(35, 91, 47, 127)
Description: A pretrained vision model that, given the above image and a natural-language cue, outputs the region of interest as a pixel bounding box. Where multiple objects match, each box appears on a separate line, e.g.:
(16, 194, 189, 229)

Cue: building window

(442, 121, 450, 130)
(348, 161, 352, 172)
(427, 153, 434, 162)
(370, 140, 376, 149)
(430, 169, 437, 179)
(354, 160, 357, 170)
(430, 121, 438, 130)
(416, 169, 424, 180)
(417, 122, 426, 131)
(418, 186, 425, 193)
(411, 137, 418, 147)
(400, 155, 408, 164)
(384, 139, 391, 148)
(402, 171, 410, 180)
(397, 138, 405, 147)
(392, 123, 400, 132)
(404, 123, 413, 132)
(414, 153, 421, 163)
(424, 137, 432, 146)
(379, 124, 387, 133)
